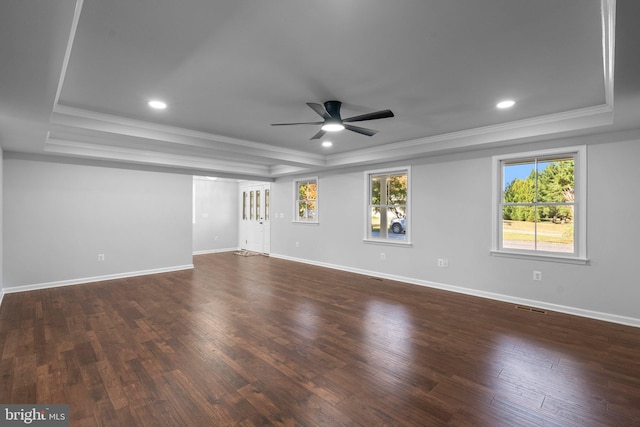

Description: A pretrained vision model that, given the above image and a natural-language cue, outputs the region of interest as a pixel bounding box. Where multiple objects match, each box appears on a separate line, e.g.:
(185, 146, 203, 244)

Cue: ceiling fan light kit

(272, 100, 394, 140)
(321, 122, 345, 132)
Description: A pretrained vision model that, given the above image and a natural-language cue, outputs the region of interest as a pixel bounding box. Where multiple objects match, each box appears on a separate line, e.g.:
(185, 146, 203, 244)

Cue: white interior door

(239, 183, 271, 253)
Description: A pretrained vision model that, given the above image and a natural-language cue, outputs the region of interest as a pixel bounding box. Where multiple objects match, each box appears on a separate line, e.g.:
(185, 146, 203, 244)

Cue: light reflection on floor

(364, 300, 413, 378)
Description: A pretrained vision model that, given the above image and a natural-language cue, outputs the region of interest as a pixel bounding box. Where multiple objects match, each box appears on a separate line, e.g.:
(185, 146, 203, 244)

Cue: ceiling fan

(271, 100, 394, 140)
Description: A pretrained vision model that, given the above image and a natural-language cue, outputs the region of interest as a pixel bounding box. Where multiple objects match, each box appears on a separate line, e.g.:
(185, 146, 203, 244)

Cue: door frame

(239, 181, 271, 254)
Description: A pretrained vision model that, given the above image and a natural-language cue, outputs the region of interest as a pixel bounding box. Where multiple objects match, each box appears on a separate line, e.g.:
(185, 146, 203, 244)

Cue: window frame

(491, 145, 588, 264)
(293, 177, 319, 224)
(364, 166, 411, 246)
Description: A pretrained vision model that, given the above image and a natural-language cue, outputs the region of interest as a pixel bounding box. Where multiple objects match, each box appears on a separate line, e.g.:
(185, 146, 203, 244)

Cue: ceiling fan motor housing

(324, 100, 343, 120)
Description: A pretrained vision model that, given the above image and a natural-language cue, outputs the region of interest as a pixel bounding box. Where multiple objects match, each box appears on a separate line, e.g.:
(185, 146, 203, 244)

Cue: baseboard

(193, 247, 239, 255)
(270, 253, 640, 329)
(2, 264, 194, 295)
(0, 289, 4, 309)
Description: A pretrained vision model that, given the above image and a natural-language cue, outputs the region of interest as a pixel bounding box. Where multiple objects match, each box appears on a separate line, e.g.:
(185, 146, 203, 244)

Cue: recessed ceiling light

(148, 100, 167, 110)
(322, 141, 333, 148)
(496, 100, 516, 109)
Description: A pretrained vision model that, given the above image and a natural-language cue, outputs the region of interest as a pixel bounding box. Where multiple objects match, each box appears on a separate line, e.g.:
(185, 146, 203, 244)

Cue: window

(250, 191, 255, 220)
(366, 168, 410, 243)
(256, 190, 261, 220)
(294, 178, 318, 223)
(265, 189, 270, 221)
(492, 146, 587, 263)
(242, 191, 247, 220)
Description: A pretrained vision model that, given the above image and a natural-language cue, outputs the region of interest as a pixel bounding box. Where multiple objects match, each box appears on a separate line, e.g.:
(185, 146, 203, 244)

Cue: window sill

(490, 250, 589, 265)
(363, 238, 412, 247)
(292, 220, 319, 225)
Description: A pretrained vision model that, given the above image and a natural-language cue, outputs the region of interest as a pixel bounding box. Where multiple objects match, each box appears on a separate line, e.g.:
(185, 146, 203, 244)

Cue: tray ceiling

(2, 0, 632, 179)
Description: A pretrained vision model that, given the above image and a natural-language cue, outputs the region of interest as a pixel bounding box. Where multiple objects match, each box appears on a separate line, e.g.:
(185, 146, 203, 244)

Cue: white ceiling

(2, 0, 638, 180)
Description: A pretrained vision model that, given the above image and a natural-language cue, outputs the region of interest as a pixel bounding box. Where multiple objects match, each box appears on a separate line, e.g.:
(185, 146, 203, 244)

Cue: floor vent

(515, 305, 547, 314)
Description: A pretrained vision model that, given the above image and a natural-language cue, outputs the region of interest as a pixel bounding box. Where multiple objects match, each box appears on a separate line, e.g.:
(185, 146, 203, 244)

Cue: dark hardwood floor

(1, 253, 639, 426)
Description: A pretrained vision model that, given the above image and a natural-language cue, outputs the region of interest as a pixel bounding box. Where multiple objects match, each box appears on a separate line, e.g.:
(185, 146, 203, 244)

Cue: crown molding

(44, 138, 273, 178)
(52, 105, 325, 161)
(601, 0, 616, 106)
(326, 104, 614, 168)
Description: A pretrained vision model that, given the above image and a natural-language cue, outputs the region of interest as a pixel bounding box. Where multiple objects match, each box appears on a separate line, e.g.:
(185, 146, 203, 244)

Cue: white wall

(2, 132, 638, 326)
(192, 177, 239, 253)
(0, 148, 3, 301)
(270, 132, 640, 326)
(3, 156, 193, 288)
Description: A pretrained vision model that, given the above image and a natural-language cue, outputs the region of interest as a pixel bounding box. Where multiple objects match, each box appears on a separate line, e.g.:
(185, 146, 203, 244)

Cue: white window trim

(363, 166, 412, 246)
(490, 145, 588, 264)
(293, 176, 319, 224)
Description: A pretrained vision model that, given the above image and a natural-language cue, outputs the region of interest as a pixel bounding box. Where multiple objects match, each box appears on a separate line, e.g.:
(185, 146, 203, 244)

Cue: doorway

(239, 182, 271, 254)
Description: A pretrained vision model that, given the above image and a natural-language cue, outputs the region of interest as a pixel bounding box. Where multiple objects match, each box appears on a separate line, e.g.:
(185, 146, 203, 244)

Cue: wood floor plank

(1, 252, 640, 426)
(237, 381, 297, 426)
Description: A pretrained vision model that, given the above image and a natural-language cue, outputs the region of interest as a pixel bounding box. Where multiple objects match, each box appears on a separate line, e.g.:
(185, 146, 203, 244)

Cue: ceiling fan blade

(343, 109, 394, 123)
(271, 121, 323, 126)
(344, 124, 378, 137)
(307, 103, 331, 120)
(310, 129, 327, 140)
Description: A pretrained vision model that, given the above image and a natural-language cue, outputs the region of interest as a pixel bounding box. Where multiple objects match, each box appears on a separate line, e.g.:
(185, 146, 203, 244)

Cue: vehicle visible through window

(367, 169, 409, 242)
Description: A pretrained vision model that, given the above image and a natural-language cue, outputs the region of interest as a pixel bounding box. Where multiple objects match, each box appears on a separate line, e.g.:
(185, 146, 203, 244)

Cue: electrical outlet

(97, 254, 105, 262)
(380, 252, 386, 261)
(214, 235, 219, 241)
(437, 258, 449, 268)
(295, 241, 300, 247)
(533, 270, 542, 281)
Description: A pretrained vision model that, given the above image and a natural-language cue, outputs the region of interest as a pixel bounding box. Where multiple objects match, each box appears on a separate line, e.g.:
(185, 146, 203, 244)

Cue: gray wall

(0, 148, 3, 296)
(2, 131, 638, 326)
(3, 156, 193, 288)
(270, 132, 640, 325)
(192, 176, 239, 253)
